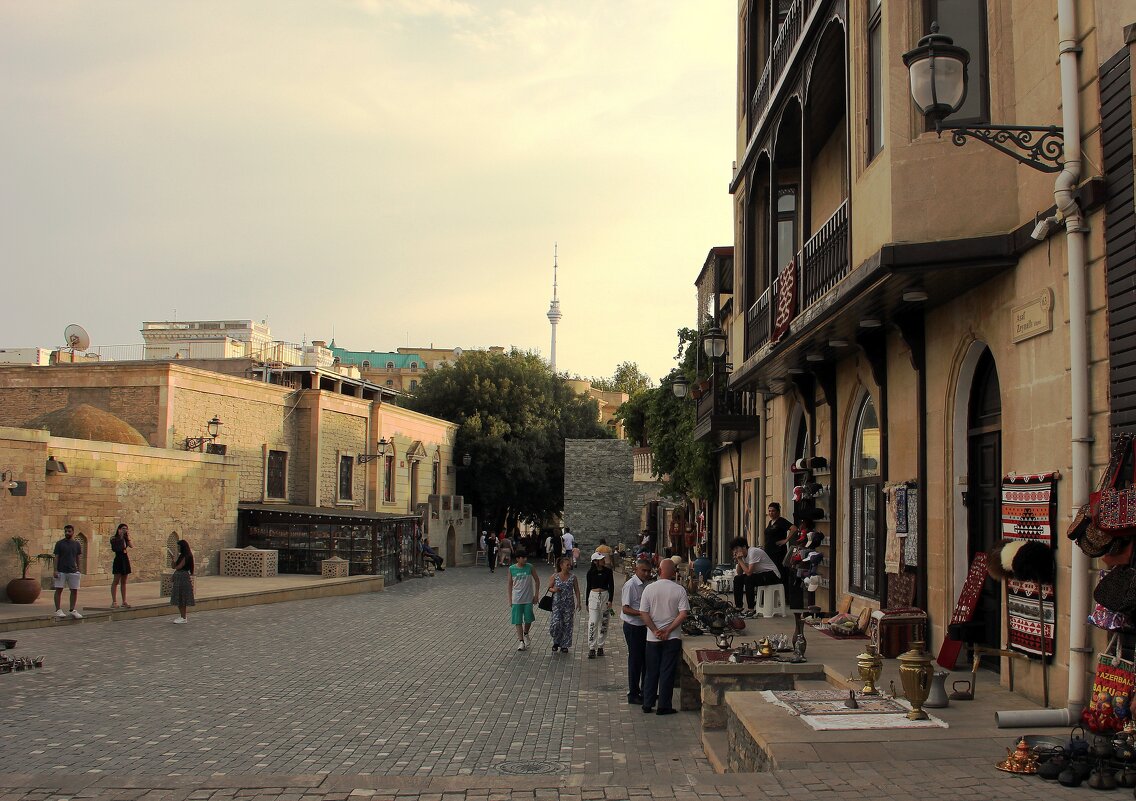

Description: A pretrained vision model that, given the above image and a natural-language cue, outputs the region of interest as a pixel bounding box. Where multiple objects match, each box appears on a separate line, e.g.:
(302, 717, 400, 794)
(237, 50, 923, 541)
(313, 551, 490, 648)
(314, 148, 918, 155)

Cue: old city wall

(0, 426, 239, 597)
(563, 439, 646, 549)
(316, 401, 369, 507)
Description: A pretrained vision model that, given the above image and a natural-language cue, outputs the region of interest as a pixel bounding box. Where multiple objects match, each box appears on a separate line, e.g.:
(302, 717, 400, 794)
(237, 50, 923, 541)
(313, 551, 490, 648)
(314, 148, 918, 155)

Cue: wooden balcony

(692, 373, 760, 443)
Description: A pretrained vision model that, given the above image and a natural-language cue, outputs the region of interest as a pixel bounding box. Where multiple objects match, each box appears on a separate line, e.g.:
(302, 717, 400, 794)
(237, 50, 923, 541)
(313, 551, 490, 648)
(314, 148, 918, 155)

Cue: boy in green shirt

(508, 550, 540, 651)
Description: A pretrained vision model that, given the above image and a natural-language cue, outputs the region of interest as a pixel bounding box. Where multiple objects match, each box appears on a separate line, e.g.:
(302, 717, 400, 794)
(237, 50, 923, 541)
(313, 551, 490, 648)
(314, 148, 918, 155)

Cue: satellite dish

(63, 324, 90, 351)
(452, 347, 463, 358)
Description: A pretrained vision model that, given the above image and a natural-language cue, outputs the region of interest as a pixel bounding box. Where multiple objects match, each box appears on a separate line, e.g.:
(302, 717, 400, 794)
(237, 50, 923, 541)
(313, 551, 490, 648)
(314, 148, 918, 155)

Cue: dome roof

(29, 404, 149, 447)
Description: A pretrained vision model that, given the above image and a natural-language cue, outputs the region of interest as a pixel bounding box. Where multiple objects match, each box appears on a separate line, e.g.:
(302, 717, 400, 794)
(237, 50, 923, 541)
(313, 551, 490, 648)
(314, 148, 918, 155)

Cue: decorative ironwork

(941, 124, 1064, 173)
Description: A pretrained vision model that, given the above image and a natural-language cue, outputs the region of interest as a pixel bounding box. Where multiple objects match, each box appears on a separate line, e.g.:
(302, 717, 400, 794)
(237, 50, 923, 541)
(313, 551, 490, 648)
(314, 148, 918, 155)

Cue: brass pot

(856, 645, 884, 695)
(897, 640, 933, 720)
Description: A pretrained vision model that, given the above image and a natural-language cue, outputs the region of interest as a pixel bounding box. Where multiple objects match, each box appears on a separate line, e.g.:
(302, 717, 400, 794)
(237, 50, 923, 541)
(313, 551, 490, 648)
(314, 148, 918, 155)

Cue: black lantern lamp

(702, 327, 727, 361)
(902, 23, 969, 129)
(357, 436, 390, 465)
(903, 22, 1063, 173)
(462, 453, 472, 468)
(671, 372, 689, 400)
(184, 415, 224, 451)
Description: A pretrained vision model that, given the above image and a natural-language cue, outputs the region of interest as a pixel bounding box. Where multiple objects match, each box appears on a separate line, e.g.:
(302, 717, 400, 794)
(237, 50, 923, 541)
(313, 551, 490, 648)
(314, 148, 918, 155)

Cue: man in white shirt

(638, 559, 689, 715)
(620, 558, 653, 706)
(562, 527, 576, 566)
(730, 536, 781, 613)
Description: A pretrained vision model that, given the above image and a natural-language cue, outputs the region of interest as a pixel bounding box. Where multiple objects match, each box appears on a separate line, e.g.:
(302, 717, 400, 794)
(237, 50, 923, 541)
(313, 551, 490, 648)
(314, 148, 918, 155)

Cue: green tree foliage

(406, 348, 610, 531)
(616, 328, 713, 502)
(590, 361, 654, 396)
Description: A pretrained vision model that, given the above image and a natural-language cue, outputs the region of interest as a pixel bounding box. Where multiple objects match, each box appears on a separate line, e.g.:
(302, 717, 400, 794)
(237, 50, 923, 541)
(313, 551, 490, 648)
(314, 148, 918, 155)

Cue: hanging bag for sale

(1092, 434, 1136, 535)
(1082, 635, 1136, 734)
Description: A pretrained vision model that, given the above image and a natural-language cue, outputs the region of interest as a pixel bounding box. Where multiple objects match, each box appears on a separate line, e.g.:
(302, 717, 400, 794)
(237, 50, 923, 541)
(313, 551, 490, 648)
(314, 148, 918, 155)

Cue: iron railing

(800, 200, 850, 309)
(745, 287, 772, 359)
(695, 372, 759, 425)
(749, 0, 823, 132)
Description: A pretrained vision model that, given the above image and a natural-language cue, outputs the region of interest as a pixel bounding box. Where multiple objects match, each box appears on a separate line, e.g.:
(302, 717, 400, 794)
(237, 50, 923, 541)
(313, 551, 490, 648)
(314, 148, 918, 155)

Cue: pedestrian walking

(543, 531, 555, 564)
(109, 523, 132, 608)
(547, 556, 581, 653)
(621, 557, 652, 705)
(585, 551, 614, 659)
(507, 550, 539, 651)
(639, 559, 689, 715)
(484, 530, 498, 573)
(562, 527, 576, 567)
(52, 524, 83, 620)
(497, 532, 512, 567)
(170, 537, 195, 624)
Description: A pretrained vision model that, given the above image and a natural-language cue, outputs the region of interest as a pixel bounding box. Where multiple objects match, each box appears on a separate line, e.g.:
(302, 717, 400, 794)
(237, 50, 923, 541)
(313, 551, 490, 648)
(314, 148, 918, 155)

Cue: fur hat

(987, 538, 1054, 583)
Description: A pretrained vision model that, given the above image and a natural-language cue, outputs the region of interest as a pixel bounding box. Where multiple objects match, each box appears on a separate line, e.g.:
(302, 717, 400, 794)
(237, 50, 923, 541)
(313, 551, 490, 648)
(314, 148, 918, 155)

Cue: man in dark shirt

(53, 524, 83, 620)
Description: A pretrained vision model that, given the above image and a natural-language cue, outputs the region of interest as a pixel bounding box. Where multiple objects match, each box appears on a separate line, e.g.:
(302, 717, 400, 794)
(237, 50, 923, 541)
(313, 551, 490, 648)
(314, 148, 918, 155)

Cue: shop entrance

(966, 349, 1003, 671)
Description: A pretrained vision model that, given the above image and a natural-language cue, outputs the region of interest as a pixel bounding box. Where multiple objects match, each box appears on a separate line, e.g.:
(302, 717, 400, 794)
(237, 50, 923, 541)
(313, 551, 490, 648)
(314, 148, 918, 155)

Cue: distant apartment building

(329, 342, 506, 393)
(0, 348, 51, 365)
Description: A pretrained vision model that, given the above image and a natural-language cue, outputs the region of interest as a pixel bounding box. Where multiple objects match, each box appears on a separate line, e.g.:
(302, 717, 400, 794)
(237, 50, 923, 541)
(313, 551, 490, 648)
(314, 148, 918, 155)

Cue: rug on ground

(760, 689, 949, 731)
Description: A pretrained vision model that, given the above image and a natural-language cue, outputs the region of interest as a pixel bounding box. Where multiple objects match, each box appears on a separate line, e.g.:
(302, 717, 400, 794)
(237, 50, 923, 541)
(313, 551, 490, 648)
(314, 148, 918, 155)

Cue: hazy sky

(1, 1, 735, 383)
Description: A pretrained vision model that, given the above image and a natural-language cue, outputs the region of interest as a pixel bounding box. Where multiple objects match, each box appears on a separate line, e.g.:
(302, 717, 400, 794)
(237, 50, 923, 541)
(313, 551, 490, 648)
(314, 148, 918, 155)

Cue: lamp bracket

(938, 123, 1064, 173)
(184, 437, 213, 451)
(357, 453, 386, 464)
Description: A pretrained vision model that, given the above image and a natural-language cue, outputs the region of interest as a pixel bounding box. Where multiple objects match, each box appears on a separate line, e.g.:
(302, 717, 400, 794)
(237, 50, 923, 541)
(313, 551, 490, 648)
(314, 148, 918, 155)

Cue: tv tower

(546, 243, 563, 373)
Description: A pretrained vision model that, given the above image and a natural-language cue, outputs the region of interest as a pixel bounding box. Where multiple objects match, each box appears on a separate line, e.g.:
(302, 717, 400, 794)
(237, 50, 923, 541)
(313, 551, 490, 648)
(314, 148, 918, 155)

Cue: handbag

(1070, 503, 1115, 557)
(1094, 565, 1136, 616)
(1092, 434, 1136, 534)
(1082, 635, 1136, 734)
(537, 590, 553, 612)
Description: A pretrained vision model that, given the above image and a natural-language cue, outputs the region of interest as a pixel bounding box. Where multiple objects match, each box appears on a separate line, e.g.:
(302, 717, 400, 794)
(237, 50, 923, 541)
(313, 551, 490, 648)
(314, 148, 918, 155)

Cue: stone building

(0, 361, 476, 597)
(563, 439, 667, 551)
(687, 1, 1136, 711)
(328, 343, 506, 394)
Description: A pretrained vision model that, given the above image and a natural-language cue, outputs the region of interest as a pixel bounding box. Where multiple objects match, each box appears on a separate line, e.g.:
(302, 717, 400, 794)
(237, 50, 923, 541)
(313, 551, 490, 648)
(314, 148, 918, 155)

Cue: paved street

(0, 567, 1087, 800)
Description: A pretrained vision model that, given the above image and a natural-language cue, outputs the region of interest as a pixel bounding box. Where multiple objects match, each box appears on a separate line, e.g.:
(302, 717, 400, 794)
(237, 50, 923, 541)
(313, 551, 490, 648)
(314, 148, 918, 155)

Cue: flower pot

(6, 577, 42, 604)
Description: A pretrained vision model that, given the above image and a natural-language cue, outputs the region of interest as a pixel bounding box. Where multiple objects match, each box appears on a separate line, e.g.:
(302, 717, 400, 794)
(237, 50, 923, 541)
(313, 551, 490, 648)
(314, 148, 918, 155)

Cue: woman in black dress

(170, 538, 195, 624)
(110, 523, 132, 608)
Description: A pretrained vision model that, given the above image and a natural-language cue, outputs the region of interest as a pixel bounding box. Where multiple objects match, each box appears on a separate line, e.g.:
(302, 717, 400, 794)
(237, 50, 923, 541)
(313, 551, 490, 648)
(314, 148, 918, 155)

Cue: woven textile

(1001, 473, 1058, 658)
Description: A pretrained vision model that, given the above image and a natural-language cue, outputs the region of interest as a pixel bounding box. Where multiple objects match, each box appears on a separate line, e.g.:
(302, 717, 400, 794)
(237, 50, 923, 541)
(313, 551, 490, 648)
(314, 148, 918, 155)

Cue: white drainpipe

(996, 0, 1088, 728)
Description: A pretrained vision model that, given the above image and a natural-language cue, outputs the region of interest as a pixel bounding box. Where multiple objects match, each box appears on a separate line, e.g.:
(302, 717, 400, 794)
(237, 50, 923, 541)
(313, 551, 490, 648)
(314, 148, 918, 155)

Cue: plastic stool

(755, 584, 788, 617)
(475, 550, 486, 566)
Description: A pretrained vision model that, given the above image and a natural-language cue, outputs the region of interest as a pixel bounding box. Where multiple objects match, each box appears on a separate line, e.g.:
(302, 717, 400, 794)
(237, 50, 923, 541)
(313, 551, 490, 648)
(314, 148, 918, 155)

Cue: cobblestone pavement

(0, 567, 1092, 799)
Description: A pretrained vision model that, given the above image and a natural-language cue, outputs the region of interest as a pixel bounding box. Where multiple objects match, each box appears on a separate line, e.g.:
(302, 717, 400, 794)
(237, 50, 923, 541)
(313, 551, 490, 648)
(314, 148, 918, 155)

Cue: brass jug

(856, 644, 884, 695)
(897, 640, 933, 720)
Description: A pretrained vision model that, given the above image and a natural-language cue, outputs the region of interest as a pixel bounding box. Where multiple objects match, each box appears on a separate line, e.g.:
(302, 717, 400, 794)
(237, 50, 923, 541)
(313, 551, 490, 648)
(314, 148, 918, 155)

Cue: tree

(406, 348, 610, 532)
(590, 361, 654, 396)
(617, 328, 713, 502)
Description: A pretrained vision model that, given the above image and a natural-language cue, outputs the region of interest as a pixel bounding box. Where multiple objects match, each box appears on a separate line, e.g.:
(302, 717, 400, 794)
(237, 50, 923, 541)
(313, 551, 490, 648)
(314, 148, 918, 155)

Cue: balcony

(749, 0, 826, 134)
(692, 373, 760, 443)
(744, 200, 849, 361)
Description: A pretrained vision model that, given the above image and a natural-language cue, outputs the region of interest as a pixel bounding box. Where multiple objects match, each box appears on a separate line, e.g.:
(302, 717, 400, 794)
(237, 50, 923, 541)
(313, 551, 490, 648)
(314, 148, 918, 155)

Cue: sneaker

(69, 610, 83, 620)
(588, 649, 596, 659)
(173, 617, 187, 624)
(552, 645, 559, 653)
(597, 647, 604, 657)
(53, 609, 65, 619)
(516, 641, 526, 651)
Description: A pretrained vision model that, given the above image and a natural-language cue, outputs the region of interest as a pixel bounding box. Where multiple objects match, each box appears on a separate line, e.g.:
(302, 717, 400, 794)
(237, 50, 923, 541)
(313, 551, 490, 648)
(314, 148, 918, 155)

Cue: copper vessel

(897, 640, 933, 720)
(856, 644, 884, 695)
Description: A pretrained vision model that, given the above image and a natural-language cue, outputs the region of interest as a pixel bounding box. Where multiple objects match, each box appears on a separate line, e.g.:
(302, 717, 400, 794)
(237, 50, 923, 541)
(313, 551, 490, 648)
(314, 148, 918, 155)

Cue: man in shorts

(507, 549, 540, 651)
(53, 524, 83, 620)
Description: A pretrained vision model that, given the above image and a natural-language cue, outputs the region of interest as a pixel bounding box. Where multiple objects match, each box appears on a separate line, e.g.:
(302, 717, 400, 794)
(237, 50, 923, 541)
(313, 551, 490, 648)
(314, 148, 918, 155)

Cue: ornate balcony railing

(695, 372, 759, 425)
(800, 200, 850, 309)
(745, 287, 772, 359)
(749, 0, 823, 132)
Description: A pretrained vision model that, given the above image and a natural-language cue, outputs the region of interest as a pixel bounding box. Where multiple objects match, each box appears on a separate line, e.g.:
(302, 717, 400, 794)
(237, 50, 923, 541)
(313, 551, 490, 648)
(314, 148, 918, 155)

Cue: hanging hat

(987, 538, 1055, 583)
(792, 458, 810, 472)
(792, 486, 805, 502)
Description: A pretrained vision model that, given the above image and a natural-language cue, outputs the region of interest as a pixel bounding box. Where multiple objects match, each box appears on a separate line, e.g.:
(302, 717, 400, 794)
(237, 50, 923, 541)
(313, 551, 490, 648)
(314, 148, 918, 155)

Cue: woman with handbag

(547, 556, 581, 654)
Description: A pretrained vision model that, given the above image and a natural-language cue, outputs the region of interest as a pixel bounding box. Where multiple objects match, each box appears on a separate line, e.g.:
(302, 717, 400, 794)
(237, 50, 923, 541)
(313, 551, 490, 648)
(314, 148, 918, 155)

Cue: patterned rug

(760, 689, 949, 731)
(1001, 472, 1058, 659)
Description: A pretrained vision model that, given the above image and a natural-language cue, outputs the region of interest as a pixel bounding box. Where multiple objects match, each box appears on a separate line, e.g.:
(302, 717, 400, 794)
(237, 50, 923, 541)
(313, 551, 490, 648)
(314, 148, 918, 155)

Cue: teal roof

(330, 346, 424, 369)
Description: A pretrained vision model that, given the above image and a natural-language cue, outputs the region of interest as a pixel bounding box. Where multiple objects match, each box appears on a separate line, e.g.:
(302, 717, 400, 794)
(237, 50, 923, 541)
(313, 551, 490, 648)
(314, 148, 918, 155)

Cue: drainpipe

(996, 0, 1088, 728)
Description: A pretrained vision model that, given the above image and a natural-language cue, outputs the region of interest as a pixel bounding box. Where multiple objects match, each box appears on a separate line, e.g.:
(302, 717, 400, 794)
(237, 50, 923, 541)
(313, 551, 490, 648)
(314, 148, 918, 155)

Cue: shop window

(338, 454, 354, 501)
(923, 0, 989, 126)
(867, 0, 884, 160)
(383, 454, 396, 503)
(849, 395, 883, 598)
(267, 449, 287, 500)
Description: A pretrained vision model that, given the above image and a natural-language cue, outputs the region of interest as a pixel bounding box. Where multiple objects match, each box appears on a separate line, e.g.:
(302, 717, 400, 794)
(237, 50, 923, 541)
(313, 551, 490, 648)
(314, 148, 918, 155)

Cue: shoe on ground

(656, 708, 677, 716)
(628, 695, 644, 705)
(54, 609, 65, 619)
(641, 706, 654, 714)
(69, 610, 83, 620)
(552, 645, 559, 652)
(588, 649, 596, 659)
(516, 641, 526, 651)
(597, 647, 604, 657)
(173, 617, 187, 624)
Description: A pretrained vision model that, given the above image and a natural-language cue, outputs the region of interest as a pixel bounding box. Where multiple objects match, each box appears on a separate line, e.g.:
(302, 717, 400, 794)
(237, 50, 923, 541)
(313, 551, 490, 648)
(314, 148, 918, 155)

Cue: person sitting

(729, 536, 781, 614)
(419, 538, 444, 571)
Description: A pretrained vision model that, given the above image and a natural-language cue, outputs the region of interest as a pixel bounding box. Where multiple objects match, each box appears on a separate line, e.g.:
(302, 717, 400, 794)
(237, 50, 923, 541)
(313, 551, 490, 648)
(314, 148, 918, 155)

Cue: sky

(0, 1, 736, 384)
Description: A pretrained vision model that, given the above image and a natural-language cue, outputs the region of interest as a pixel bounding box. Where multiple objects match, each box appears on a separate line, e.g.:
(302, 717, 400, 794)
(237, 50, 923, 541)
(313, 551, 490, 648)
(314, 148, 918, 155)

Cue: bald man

(637, 559, 689, 715)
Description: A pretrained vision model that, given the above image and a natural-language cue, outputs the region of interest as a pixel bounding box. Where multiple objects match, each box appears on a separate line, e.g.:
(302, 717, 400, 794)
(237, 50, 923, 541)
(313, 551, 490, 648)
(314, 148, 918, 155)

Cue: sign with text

(1012, 288, 1053, 343)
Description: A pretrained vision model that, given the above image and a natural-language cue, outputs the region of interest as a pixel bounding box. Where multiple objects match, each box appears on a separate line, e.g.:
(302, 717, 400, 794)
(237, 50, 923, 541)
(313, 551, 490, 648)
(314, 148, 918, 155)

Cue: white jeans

(587, 591, 610, 650)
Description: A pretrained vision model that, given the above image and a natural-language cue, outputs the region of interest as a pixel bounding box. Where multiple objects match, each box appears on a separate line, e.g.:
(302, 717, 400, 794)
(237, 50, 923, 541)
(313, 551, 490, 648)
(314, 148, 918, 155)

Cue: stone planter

(6, 577, 42, 604)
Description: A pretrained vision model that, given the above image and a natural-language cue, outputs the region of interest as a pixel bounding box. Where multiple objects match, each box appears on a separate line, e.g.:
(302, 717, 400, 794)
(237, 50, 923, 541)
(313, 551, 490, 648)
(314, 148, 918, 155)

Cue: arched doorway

(446, 525, 457, 567)
(966, 348, 1003, 669)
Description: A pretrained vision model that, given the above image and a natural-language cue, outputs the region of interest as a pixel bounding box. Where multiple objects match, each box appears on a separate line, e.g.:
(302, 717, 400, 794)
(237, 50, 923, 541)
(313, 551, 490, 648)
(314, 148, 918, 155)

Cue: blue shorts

(511, 603, 534, 625)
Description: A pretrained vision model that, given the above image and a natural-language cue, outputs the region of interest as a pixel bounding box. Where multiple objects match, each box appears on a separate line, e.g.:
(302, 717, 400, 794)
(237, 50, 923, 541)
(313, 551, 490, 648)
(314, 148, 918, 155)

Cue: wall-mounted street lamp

(701, 327, 727, 361)
(903, 23, 1064, 173)
(357, 437, 390, 465)
(184, 416, 223, 451)
(671, 372, 690, 400)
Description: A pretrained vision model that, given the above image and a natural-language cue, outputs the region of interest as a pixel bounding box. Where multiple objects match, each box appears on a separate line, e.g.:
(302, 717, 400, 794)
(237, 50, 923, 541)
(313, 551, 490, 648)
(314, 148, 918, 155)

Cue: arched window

(386, 361, 395, 369)
(849, 395, 882, 598)
(410, 362, 419, 372)
(385, 379, 394, 387)
(409, 380, 418, 391)
(361, 360, 370, 368)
